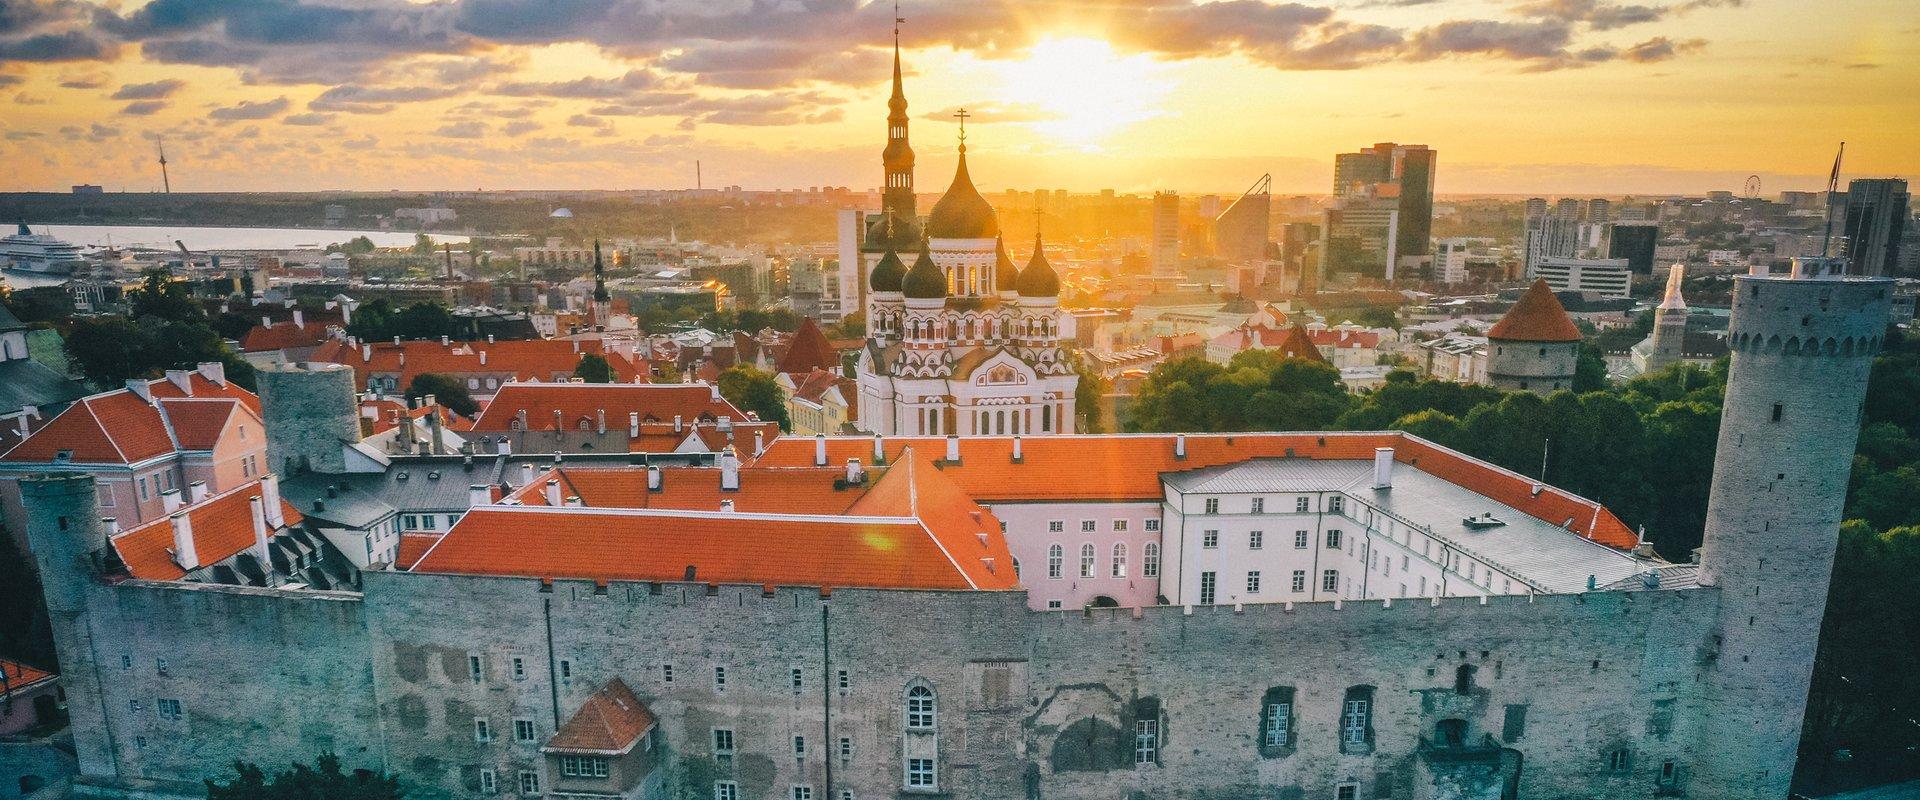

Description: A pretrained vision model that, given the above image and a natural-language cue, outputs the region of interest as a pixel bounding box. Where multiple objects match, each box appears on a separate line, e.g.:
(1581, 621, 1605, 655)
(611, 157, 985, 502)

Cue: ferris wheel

(1744, 175, 1762, 198)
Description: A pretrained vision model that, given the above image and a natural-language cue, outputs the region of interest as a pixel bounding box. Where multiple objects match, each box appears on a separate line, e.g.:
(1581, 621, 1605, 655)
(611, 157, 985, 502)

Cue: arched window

(1079, 543, 1095, 578)
(905, 685, 936, 729)
(1142, 543, 1160, 577)
(1111, 543, 1127, 578)
(1047, 544, 1063, 579)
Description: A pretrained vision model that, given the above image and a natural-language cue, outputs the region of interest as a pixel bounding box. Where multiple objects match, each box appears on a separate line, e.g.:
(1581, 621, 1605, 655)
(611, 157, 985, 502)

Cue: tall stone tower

(21, 474, 116, 782)
(1643, 263, 1690, 373)
(1485, 279, 1583, 394)
(1694, 258, 1891, 799)
(258, 361, 360, 476)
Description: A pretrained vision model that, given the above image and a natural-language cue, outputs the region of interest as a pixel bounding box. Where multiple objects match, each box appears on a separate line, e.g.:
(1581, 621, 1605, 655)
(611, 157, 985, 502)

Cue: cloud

(57, 70, 107, 89)
(0, 74, 24, 87)
(566, 113, 610, 129)
(1409, 19, 1574, 61)
(283, 112, 334, 125)
(657, 42, 890, 89)
(111, 78, 187, 99)
(1515, 0, 1665, 30)
(13, 92, 50, 104)
(501, 120, 540, 136)
(120, 99, 168, 115)
(434, 120, 487, 138)
(208, 96, 290, 120)
(0, 30, 114, 61)
(493, 69, 661, 100)
(923, 103, 1062, 125)
(1621, 37, 1706, 62)
(310, 83, 460, 113)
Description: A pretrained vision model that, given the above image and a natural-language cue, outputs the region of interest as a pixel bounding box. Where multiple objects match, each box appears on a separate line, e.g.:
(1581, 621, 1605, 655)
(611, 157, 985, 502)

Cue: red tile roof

(111, 480, 306, 580)
(515, 465, 868, 515)
(396, 533, 439, 570)
(306, 339, 646, 392)
(545, 679, 656, 755)
(239, 321, 332, 353)
(0, 659, 56, 700)
(748, 433, 1638, 550)
(1487, 280, 1584, 343)
(416, 447, 1017, 591)
(1307, 328, 1382, 349)
(468, 383, 745, 433)
(775, 317, 838, 375)
(1212, 324, 1327, 362)
(1, 374, 258, 465)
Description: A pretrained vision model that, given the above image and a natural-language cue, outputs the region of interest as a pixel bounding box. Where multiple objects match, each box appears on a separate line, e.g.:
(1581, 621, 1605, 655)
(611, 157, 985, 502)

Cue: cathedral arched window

(1041, 403, 1053, 432)
(1111, 543, 1127, 578)
(1079, 543, 1096, 578)
(905, 684, 936, 729)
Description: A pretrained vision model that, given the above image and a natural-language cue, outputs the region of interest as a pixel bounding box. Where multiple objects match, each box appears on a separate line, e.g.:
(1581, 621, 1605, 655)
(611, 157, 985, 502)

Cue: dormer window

(55, 449, 73, 462)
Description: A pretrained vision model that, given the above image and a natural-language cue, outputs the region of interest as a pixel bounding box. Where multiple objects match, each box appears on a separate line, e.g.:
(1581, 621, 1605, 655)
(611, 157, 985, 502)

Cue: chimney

(479, 350, 488, 366)
(719, 448, 740, 491)
(717, 415, 732, 432)
(673, 415, 683, 434)
(517, 409, 528, 429)
(361, 344, 372, 362)
(873, 433, 885, 463)
(196, 362, 226, 386)
(248, 495, 270, 564)
(292, 309, 304, 328)
(1174, 434, 1187, 459)
(647, 464, 663, 491)
(628, 412, 640, 438)
(519, 462, 536, 487)
(945, 434, 960, 464)
(124, 379, 153, 404)
(814, 434, 828, 466)
(161, 488, 183, 514)
(440, 335, 450, 346)
(170, 512, 198, 570)
(754, 429, 765, 456)
(596, 408, 607, 434)
(496, 438, 512, 455)
(845, 458, 864, 485)
(708, 382, 721, 402)
(564, 495, 583, 507)
(468, 484, 491, 508)
(544, 478, 563, 506)
(552, 409, 563, 431)
(487, 334, 495, 345)
(719, 499, 735, 513)
(393, 336, 401, 346)
(186, 480, 208, 505)
(103, 517, 119, 536)
(260, 474, 284, 527)
(1372, 447, 1395, 490)
(262, 315, 272, 329)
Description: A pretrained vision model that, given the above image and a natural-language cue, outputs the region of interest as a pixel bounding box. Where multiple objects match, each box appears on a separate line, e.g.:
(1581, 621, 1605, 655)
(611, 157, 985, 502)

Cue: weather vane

(894, 0, 904, 37)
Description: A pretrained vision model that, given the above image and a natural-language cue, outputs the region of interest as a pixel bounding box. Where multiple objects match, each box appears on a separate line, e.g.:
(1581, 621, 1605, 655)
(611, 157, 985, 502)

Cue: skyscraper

(1606, 222, 1660, 275)
(1585, 198, 1611, 224)
(1151, 191, 1180, 276)
(1553, 197, 1582, 219)
(1841, 178, 1910, 276)
(1524, 197, 1548, 220)
(1212, 174, 1271, 263)
(1329, 142, 1435, 276)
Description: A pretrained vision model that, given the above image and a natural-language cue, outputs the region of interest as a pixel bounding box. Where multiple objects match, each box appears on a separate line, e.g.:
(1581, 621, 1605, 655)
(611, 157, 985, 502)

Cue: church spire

(881, 1, 915, 223)
(591, 240, 610, 302)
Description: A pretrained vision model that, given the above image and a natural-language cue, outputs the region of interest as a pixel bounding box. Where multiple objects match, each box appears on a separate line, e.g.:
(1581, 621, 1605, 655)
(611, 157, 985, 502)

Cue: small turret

(1016, 232, 1059, 298)
(902, 240, 948, 301)
(994, 236, 1020, 297)
(870, 247, 906, 294)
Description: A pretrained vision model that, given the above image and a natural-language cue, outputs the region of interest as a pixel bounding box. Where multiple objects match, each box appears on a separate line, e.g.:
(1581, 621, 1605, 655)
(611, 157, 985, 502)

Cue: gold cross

(953, 107, 969, 144)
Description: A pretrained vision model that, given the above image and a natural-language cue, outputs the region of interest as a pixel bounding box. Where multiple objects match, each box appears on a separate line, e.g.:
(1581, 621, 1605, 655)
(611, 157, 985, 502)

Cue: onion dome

(1016, 232, 1059, 298)
(925, 148, 999, 239)
(1487, 279, 1583, 343)
(994, 236, 1020, 289)
(869, 247, 905, 293)
(901, 241, 948, 300)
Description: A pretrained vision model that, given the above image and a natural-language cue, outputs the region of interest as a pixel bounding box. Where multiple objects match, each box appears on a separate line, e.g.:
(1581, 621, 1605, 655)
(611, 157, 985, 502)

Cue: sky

(0, 0, 1915, 196)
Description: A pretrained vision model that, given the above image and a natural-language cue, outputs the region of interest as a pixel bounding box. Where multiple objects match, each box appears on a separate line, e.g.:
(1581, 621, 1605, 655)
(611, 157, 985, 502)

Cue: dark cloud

(208, 96, 290, 120)
(110, 78, 186, 99)
(1409, 19, 1574, 61)
(566, 113, 609, 129)
(119, 99, 167, 114)
(0, 74, 23, 87)
(657, 43, 890, 89)
(1515, 0, 1664, 31)
(1621, 36, 1705, 62)
(0, 30, 113, 61)
(493, 69, 660, 100)
(283, 111, 333, 125)
(56, 70, 106, 88)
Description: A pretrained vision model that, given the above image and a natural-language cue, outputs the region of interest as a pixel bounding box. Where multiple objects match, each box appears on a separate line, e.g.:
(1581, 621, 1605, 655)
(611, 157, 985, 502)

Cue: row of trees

(345, 299, 459, 343)
(59, 270, 257, 391)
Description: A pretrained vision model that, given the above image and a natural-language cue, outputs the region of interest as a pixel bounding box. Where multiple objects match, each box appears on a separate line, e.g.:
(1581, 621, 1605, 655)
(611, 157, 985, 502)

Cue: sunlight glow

(991, 37, 1173, 149)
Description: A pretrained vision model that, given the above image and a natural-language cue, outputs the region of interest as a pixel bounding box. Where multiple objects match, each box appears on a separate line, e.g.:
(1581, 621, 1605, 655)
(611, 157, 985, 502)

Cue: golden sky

(0, 0, 1914, 196)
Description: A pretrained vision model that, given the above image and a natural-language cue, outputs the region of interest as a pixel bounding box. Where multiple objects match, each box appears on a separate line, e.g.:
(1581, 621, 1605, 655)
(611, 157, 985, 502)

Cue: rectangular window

(1251, 497, 1265, 514)
(1113, 519, 1128, 531)
(1323, 570, 1340, 593)
(839, 736, 853, 761)
(1199, 572, 1216, 605)
(1134, 719, 1159, 764)
(1336, 785, 1358, 800)
(1342, 698, 1370, 747)
(1081, 520, 1096, 532)
(1047, 520, 1064, 533)
(1264, 702, 1291, 747)
(1203, 498, 1219, 514)
(478, 769, 497, 794)
(793, 735, 806, 759)
(1246, 571, 1261, 593)
(1249, 530, 1264, 550)
(1608, 748, 1632, 772)
(514, 719, 536, 743)
(1329, 496, 1345, 513)
(907, 758, 936, 788)
(1047, 600, 1063, 609)
(1326, 529, 1343, 549)
(1292, 570, 1307, 592)
(1296, 497, 1310, 512)
(1079, 545, 1095, 578)
(517, 770, 539, 794)
(402, 514, 417, 529)
(156, 657, 168, 676)
(792, 786, 814, 800)
(422, 515, 437, 531)
(474, 717, 492, 742)
(1294, 530, 1309, 549)
(157, 698, 182, 721)
(1202, 530, 1219, 549)
(468, 654, 483, 683)
(663, 663, 674, 684)
(714, 782, 739, 800)
(510, 656, 525, 680)
(712, 728, 735, 754)
(791, 667, 804, 693)
(1143, 544, 1160, 577)
(1502, 704, 1528, 743)
(559, 660, 572, 681)
(837, 669, 850, 693)
(714, 665, 727, 691)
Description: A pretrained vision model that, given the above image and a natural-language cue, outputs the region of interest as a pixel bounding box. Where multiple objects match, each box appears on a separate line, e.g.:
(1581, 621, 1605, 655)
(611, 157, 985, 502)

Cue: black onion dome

(994, 236, 1020, 289)
(901, 242, 948, 299)
(924, 149, 999, 239)
(869, 247, 905, 293)
(1017, 233, 1059, 297)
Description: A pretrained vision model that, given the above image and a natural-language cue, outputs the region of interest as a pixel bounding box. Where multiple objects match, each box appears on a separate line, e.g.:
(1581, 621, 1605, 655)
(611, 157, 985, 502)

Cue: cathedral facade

(852, 45, 1079, 436)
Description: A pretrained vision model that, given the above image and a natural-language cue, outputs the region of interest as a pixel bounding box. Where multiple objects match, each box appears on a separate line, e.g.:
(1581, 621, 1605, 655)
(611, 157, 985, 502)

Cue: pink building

(0, 658, 58, 736)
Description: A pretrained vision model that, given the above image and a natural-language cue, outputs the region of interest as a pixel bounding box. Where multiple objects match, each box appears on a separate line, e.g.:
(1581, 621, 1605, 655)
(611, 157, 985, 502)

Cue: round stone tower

(1643, 263, 1691, 373)
(1694, 258, 1892, 799)
(21, 473, 117, 781)
(1485, 279, 1583, 394)
(258, 361, 361, 476)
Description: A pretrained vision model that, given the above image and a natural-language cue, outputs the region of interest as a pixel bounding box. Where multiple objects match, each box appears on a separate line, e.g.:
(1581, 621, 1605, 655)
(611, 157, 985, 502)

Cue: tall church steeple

(881, 4, 915, 223)
(590, 240, 612, 326)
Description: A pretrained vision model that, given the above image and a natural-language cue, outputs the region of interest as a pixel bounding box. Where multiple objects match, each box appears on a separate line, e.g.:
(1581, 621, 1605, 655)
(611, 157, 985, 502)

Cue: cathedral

(853, 39, 1079, 435)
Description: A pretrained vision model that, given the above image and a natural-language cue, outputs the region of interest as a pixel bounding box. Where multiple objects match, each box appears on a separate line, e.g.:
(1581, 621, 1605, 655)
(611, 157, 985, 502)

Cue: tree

(1572, 342, 1610, 392)
(128, 269, 204, 323)
(326, 236, 376, 255)
(1074, 357, 1110, 434)
(410, 233, 435, 256)
(392, 303, 455, 341)
(406, 373, 477, 417)
(205, 752, 403, 800)
(5, 286, 75, 324)
(346, 299, 397, 341)
(213, 311, 259, 341)
(573, 353, 615, 383)
(65, 317, 153, 386)
(717, 365, 789, 430)
(824, 311, 866, 340)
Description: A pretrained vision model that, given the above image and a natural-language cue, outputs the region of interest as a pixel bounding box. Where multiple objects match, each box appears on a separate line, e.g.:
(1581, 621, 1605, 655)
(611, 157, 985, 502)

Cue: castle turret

(1693, 258, 1891, 799)
(21, 474, 117, 781)
(1640, 263, 1690, 374)
(259, 361, 361, 476)
(1485, 279, 1583, 394)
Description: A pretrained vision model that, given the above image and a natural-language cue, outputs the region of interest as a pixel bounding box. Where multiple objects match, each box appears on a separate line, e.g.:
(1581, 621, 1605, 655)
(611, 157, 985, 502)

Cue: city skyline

(0, 0, 1915, 196)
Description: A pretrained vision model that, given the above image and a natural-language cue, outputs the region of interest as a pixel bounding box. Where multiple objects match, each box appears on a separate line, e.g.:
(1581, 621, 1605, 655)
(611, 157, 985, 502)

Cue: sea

(5, 223, 473, 287)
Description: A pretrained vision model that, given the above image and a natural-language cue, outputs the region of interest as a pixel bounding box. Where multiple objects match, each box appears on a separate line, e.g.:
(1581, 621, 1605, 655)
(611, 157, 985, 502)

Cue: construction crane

(156, 138, 171, 194)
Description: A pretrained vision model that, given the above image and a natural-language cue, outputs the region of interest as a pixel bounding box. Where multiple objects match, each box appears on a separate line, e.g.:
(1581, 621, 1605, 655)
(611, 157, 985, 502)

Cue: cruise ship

(0, 223, 85, 275)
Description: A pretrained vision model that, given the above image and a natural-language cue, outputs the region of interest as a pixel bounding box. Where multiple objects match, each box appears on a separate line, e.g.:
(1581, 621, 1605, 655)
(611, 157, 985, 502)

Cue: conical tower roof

(869, 247, 905, 293)
(902, 240, 948, 299)
(1488, 279, 1583, 342)
(1274, 324, 1327, 363)
(1016, 232, 1059, 297)
(776, 317, 836, 374)
(1658, 264, 1688, 311)
(925, 147, 998, 239)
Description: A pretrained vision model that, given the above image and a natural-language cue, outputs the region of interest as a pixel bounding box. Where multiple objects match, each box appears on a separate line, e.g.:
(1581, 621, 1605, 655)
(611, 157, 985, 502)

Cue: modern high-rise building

(1524, 197, 1548, 220)
(1212, 175, 1271, 264)
(1585, 198, 1611, 224)
(1524, 214, 1581, 274)
(1151, 191, 1180, 276)
(1606, 222, 1660, 275)
(1329, 142, 1434, 278)
(1553, 197, 1582, 219)
(1841, 178, 1910, 276)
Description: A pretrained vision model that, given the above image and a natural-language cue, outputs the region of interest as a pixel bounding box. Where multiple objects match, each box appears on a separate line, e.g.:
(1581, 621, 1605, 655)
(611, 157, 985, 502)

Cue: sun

(991, 37, 1172, 148)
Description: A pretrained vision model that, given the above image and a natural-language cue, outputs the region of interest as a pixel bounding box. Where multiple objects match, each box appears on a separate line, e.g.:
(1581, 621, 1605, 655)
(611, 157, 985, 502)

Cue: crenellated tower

(1693, 257, 1892, 799)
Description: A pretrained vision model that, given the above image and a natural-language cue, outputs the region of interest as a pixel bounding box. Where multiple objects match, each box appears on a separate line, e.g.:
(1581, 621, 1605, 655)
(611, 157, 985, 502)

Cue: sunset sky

(1, 0, 1915, 196)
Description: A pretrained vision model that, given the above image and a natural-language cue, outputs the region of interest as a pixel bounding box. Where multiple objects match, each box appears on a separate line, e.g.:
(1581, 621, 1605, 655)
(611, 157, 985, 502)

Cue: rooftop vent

(1462, 512, 1506, 530)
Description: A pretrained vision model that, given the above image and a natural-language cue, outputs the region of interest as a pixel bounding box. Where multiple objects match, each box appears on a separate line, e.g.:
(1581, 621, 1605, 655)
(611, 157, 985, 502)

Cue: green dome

(925, 149, 999, 239)
(869, 248, 905, 293)
(902, 243, 948, 299)
(994, 236, 1020, 290)
(1017, 233, 1059, 297)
